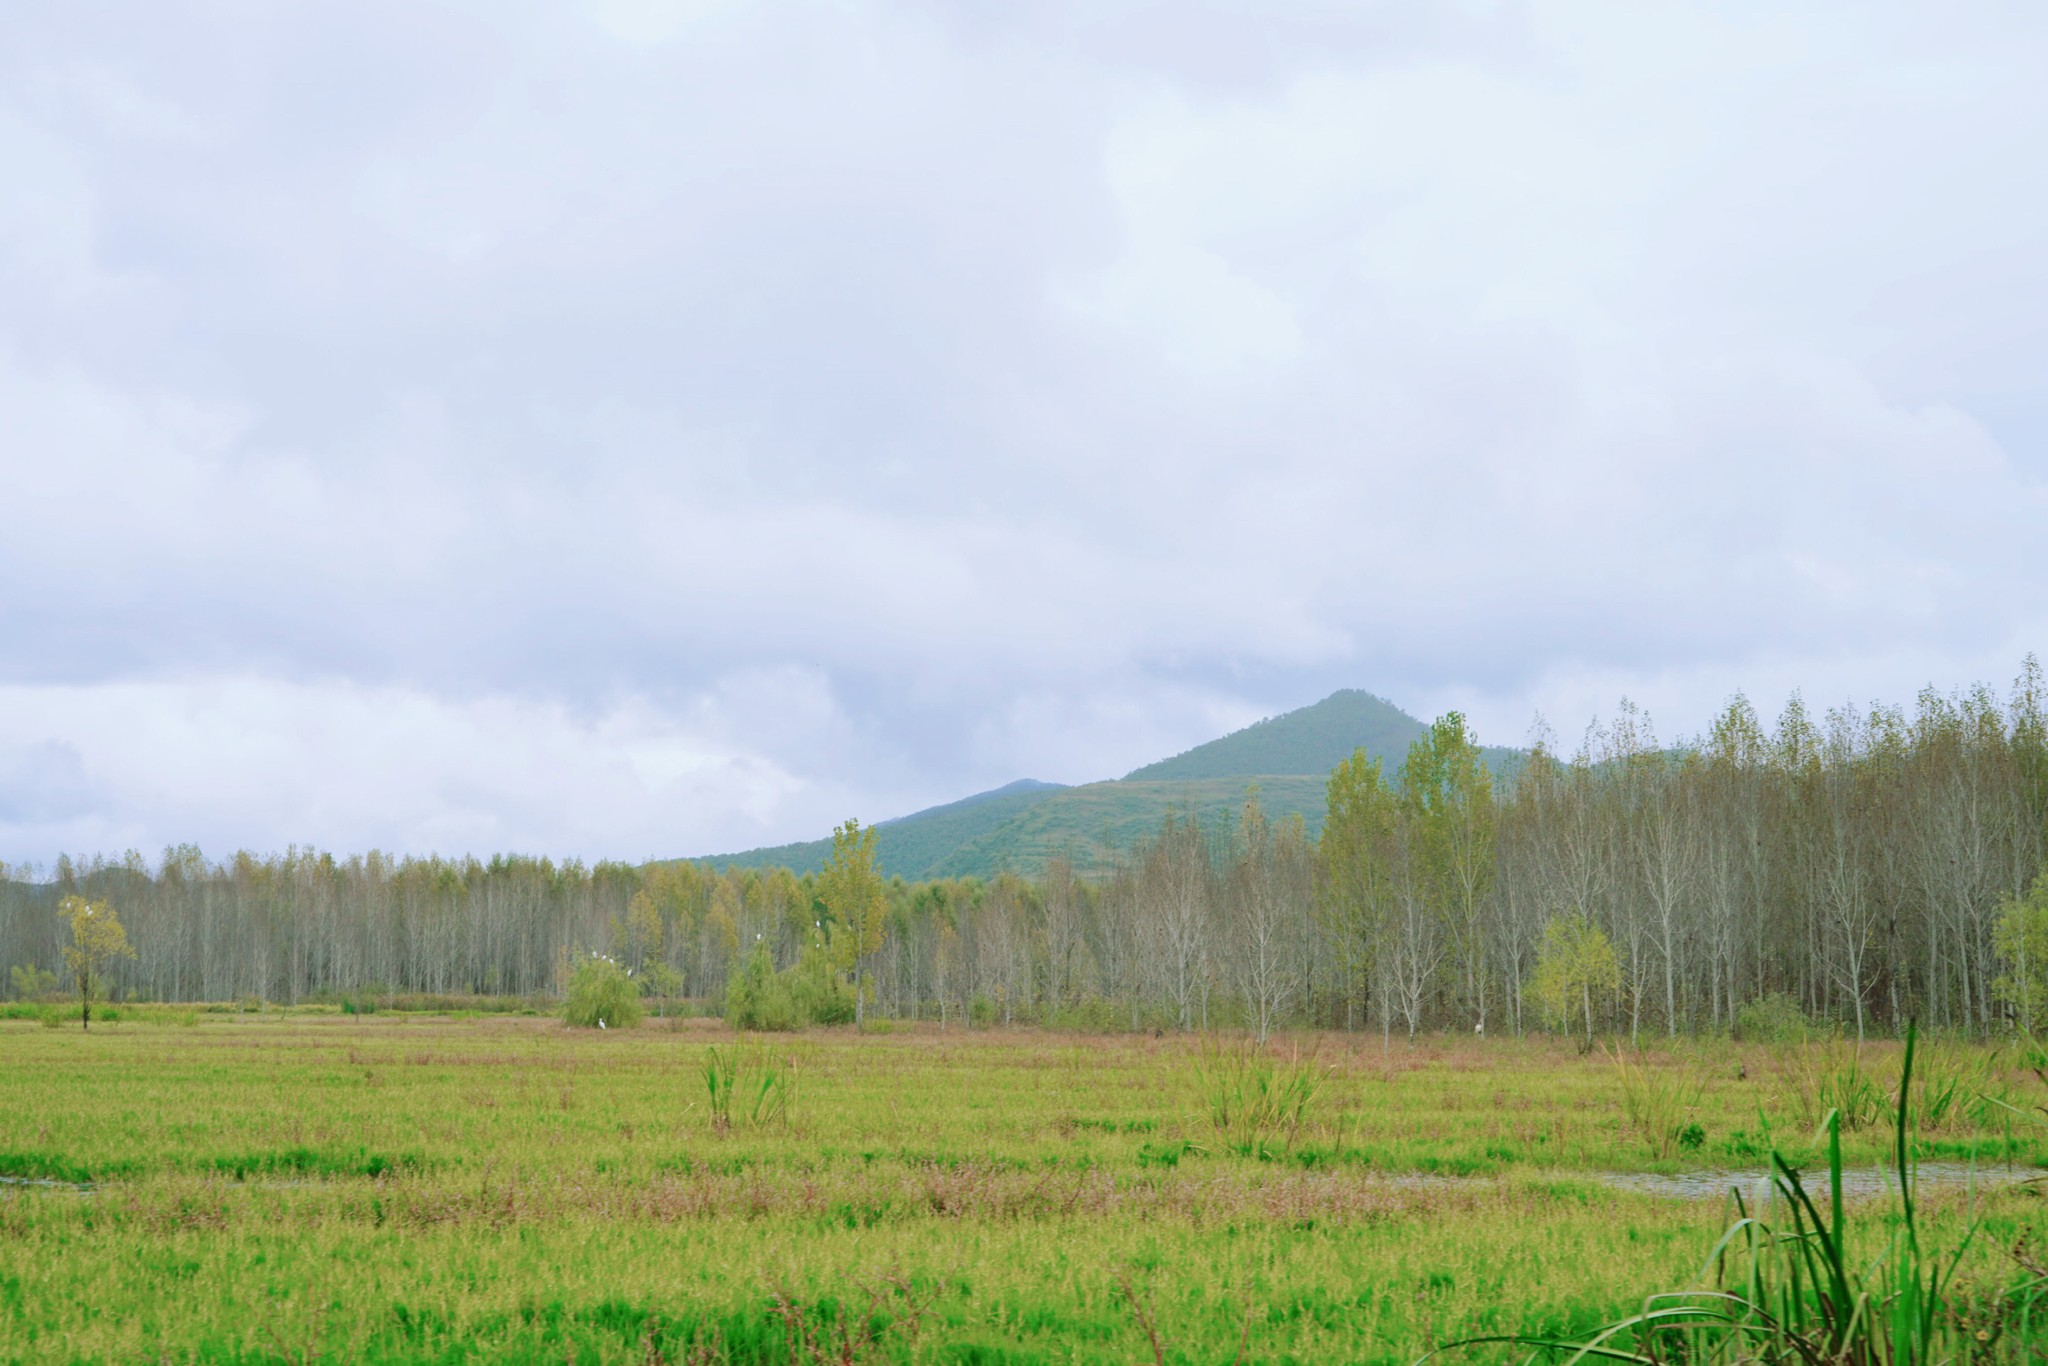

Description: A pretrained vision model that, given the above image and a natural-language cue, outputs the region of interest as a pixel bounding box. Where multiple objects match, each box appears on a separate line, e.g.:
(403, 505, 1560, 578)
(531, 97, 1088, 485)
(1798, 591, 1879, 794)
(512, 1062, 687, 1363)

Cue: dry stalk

(1115, 1268, 1166, 1366)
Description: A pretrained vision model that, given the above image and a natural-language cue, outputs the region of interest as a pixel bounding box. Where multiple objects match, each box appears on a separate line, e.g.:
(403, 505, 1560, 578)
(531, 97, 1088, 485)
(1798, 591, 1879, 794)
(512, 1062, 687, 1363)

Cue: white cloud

(0, 674, 852, 865)
(1, 1, 2046, 863)
(590, 0, 751, 46)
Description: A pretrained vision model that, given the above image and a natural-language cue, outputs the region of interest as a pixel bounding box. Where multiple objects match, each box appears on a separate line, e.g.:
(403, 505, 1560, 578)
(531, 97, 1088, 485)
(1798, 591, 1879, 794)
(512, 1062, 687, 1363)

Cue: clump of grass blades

(1194, 1034, 1325, 1154)
(1786, 1037, 1892, 1133)
(1909, 1040, 2017, 1132)
(705, 1041, 797, 1134)
(1435, 1025, 2048, 1365)
(1606, 1046, 1706, 1161)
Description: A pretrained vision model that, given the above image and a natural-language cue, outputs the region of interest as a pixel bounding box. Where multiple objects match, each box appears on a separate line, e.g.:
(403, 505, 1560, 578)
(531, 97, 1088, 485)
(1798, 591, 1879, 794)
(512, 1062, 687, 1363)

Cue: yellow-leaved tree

(817, 818, 887, 1031)
(1992, 868, 2048, 1033)
(58, 896, 135, 1030)
(1532, 913, 1619, 1044)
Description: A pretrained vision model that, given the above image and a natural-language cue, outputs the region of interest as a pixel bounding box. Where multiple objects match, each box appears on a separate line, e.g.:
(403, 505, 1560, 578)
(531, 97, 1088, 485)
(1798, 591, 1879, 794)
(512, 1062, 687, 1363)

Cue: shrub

(726, 945, 800, 1031)
(788, 943, 854, 1026)
(1044, 996, 1127, 1033)
(723, 942, 854, 1031)
(1735, 992, 1812, 1044)
(638, 961, 684, 1013)
(9, 964, 57, 1002)
(564, 954, 644, 1030)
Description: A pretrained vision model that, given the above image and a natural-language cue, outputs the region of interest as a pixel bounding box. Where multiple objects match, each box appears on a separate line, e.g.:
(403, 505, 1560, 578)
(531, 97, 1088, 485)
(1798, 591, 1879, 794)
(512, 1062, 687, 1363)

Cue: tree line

(6, 661, 2048, 1040)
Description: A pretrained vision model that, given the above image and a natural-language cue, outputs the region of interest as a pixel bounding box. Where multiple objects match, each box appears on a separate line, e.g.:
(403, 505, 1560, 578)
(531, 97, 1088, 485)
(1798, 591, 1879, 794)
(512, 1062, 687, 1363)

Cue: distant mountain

(1127, 690, 1421, 781)
(877, 778, 1064, 826)
(703, 778, 1069, 878)
(1127, 689, 1523, 783)
(691, 691, 1521, 881)
(926, 775, 1331, 878)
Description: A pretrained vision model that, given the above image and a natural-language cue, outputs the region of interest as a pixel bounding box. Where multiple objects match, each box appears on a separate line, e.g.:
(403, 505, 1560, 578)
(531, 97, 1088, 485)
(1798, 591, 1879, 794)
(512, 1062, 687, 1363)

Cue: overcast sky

(4, 0, 2046, 868)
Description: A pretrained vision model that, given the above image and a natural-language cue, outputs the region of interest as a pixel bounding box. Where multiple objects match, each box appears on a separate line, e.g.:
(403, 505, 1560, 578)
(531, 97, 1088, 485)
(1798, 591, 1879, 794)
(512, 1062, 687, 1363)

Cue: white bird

(598, 1019, 607, 1030)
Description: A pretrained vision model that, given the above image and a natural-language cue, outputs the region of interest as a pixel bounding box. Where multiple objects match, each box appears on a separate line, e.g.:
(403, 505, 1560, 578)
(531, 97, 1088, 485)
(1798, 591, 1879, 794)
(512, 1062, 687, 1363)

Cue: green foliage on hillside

(1125, 689, 1427, 781)
(697, 692, 1523, 882)
(700, 777, 1328, 881)
(1127, 688, 1522, 782)
(929, 776, 1330, 878)
(703, 779, 1067, 879)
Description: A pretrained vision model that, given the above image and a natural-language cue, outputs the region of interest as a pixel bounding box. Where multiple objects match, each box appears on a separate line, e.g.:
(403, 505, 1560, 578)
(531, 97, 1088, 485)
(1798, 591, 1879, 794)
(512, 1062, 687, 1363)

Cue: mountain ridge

(693, 690, 1518, 880)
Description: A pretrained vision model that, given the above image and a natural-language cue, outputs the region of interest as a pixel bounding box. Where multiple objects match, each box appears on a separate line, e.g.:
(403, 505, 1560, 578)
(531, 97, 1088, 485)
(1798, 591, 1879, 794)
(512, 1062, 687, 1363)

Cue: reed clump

(1193, 1033, 1327, 1154)
(1607, 1046, 1707, 1160)
(1442, 1026, 2048, 1365)
(705, 1040, 798, 1134)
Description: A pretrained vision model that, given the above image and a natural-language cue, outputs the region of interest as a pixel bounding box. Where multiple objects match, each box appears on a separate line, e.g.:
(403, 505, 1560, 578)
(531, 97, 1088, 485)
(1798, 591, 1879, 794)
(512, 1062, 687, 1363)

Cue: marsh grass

(705, 1041, 798, 1134)
(1607, 1046, 1708, 1161)
(1193, 1033, 1328, 1154)
(1, 1017, 2041, 1363)
(1444, 1026, 2048, 1365)
(1785, 1038, 1896, 1134)
(1783, 1037, 2021, 1139)
(766, 1272, 939, 1364)
(1910, 1040, 2017, 1133)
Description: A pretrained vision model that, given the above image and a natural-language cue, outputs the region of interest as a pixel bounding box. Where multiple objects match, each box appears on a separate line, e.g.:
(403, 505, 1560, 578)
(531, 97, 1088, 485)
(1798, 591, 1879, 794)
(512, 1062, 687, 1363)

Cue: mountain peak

(1122, 690, 1424, 782)
(695, 689, 1520, 880)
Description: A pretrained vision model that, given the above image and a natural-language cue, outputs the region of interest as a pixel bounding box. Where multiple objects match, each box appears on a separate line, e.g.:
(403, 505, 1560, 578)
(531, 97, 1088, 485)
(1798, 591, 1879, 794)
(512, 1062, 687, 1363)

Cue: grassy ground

(2, 1014, 2044, 1363)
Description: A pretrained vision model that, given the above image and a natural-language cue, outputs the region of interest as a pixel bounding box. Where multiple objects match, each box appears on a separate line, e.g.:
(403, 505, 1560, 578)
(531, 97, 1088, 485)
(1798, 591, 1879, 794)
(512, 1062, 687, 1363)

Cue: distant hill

(703, 779, 1069, 877)
(693, 691, 1521, 881)
(1128, 690, 1423, 781)
(927, 775, 1331, 878)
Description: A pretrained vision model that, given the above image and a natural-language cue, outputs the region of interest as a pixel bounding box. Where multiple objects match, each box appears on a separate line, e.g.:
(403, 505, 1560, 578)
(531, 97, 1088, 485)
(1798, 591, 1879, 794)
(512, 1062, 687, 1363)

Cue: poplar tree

(58, 896, 135, 1029)
(1532, 913, 1619, 1043)
(1319, 749, 1398, 1030)
(1993, 868, 2048, 1032)
(818, 818, 887, 1030)
(1399, 713, 1497, 1029)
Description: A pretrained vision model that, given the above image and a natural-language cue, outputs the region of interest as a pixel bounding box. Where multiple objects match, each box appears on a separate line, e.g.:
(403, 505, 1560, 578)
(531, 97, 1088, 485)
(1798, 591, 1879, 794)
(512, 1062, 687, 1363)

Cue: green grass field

(3, 1014, 2045, 1363)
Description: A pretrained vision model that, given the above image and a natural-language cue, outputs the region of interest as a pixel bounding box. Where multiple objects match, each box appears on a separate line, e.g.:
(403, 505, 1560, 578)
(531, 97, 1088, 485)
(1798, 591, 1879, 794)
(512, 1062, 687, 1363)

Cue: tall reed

(1436, 1026, 2048, 1364)
(1193, 1034, 1326, 1154)
(1606, 1046, 1705, 1161)
(704, 1041, 797, 1134)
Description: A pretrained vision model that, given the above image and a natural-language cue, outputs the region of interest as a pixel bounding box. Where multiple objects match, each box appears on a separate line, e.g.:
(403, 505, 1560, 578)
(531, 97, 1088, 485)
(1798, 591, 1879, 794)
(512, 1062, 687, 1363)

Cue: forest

(7, 660, 2048, 1042)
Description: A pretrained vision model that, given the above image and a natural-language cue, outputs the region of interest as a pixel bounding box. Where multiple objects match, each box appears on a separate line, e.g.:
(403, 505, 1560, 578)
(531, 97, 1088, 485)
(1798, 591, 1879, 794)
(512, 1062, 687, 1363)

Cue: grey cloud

(1, 1, 2046, 861)
(0, 741, 99, 825)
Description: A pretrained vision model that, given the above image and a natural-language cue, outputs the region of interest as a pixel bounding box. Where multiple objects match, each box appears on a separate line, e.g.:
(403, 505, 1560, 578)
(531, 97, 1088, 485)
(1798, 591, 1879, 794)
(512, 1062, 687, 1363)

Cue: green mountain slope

(1127, 689, 1520, 782)
(930, 776, 1329, 878)
(702, 779, 1067, 878)
(693, 691, 1522, 881)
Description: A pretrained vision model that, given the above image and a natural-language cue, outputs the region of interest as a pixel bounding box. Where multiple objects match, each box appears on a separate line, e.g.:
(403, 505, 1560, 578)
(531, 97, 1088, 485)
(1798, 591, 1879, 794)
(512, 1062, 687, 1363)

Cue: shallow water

(1582, 1160, 2038, 1201)
(1365, 1160, 2040, 1201)
(0, 1175, 93, 1193)
(4, 1161, 2039, 1201)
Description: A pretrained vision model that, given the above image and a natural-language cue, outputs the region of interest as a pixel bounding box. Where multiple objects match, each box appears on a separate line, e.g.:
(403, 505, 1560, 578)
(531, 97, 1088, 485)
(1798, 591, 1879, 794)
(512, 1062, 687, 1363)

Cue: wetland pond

(5, 1160, 2037, 1201)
